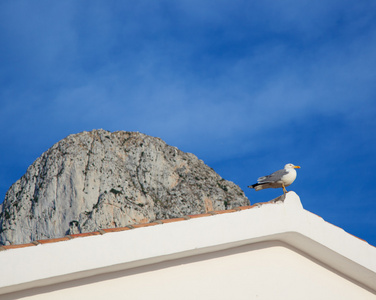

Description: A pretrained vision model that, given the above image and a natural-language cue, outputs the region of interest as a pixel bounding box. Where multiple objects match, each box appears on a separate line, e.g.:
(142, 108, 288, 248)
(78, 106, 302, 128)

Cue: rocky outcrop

(0, 129, 249, 245)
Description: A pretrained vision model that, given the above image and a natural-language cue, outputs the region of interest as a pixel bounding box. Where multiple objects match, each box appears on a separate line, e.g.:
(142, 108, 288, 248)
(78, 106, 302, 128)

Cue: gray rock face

(0, 129, 249, 245)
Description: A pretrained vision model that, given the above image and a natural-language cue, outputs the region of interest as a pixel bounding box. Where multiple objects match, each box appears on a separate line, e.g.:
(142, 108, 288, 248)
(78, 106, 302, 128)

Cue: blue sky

(1, 1, 376, 245)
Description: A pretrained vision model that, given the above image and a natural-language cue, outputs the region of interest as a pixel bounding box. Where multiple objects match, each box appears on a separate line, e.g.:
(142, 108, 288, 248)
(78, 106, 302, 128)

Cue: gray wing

(257, 169, 288, 184)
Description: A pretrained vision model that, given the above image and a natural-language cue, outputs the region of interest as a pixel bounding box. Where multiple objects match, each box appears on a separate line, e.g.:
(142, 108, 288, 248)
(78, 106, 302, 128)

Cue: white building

(1, 192, 375, 299)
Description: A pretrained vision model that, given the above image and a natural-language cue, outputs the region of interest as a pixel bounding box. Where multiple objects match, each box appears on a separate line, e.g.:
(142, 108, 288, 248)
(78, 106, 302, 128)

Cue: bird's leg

(282, 183, 287, 194)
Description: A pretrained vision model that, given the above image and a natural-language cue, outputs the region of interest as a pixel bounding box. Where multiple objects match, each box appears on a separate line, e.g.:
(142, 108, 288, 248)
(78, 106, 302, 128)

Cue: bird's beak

(294, 166, 301, 169)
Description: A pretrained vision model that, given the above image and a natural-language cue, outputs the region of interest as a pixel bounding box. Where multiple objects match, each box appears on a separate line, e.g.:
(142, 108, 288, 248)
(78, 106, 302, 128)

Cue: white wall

(4, 241, 375, 300)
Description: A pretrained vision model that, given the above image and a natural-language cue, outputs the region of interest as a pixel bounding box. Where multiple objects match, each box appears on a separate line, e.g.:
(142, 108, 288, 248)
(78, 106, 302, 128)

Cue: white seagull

(248, 163, 301, 194)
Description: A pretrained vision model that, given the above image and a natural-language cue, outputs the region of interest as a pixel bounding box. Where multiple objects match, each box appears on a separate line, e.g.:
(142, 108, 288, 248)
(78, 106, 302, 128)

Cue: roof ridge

(0, 199, 287, 252)
(0, 204, 261, 251)
(2, 194, 372, 252)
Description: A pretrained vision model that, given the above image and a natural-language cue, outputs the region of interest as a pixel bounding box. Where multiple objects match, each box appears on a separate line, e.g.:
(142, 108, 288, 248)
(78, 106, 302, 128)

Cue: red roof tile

(186, 213, 213, 219)
(158, 217, 188, 224)
(0, 243, 37, 251)
(235, 205, 254, 210)
(36, 237, 72, 244)
(100, 227, 132, 233)
(68, 231, 102, 239)
(210, 209, 238, 215)
(132, 222, 160, 228)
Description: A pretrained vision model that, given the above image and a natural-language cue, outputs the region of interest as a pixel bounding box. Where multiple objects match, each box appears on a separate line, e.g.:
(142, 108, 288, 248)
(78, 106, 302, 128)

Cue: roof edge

(1, 192, 376, 295)
(1, 195, 286, 251)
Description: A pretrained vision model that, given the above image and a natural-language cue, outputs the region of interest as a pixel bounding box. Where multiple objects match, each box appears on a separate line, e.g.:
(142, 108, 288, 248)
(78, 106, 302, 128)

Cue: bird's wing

(257, 169, 288, 183)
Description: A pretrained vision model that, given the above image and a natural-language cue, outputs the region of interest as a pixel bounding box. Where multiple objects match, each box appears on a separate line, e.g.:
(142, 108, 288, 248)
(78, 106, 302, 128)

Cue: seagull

(248, 163, 301, 194)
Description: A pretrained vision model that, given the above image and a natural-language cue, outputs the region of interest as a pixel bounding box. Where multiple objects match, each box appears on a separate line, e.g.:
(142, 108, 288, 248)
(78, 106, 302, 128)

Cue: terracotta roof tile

(210, 209, 238, 215)
(132, 222, 160, 228)
(235, 205, 254, 211)
(100, 227, 132, 233)
(68, 231, 101, 239)
(158, 217, 188, 224)
(36, 237, 72, 244)
(0, 243, 37, 251)
(186, 213, 213, 219)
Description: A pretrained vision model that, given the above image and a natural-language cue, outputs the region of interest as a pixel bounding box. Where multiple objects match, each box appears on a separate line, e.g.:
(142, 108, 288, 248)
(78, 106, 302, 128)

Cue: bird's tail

(248, 183, 264, 191)
(248, 183, 259, 189)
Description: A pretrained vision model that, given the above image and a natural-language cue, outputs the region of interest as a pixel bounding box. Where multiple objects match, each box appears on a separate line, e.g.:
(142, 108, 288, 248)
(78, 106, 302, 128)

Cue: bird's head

(285, 163, 301, 169)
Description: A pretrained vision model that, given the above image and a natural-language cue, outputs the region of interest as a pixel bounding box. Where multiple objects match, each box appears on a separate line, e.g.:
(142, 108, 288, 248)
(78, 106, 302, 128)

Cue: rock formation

(0, 130, 249, 245)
